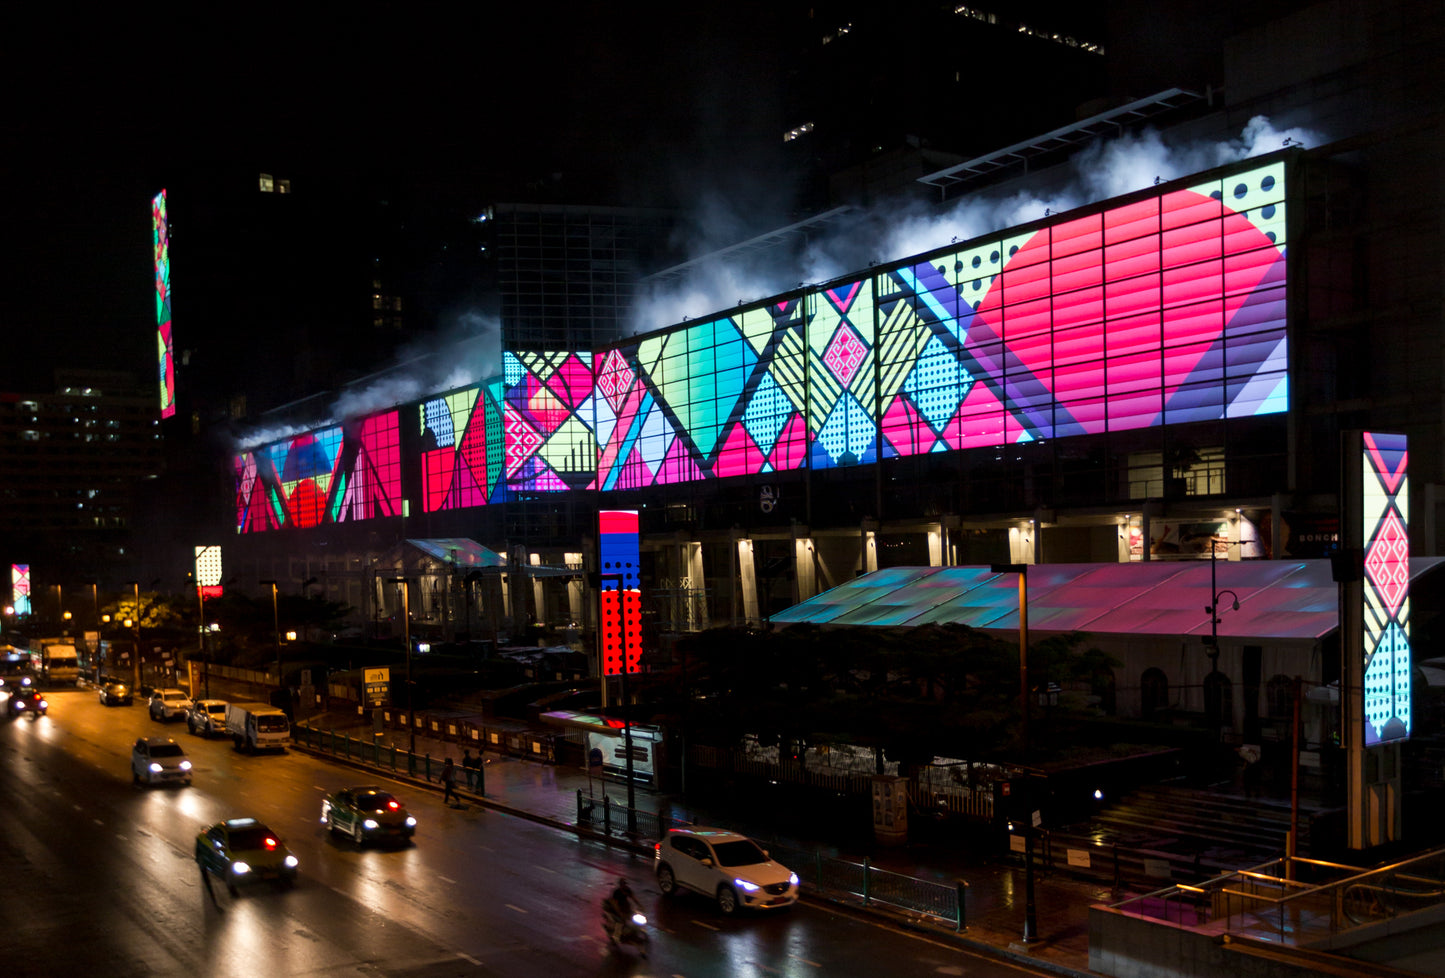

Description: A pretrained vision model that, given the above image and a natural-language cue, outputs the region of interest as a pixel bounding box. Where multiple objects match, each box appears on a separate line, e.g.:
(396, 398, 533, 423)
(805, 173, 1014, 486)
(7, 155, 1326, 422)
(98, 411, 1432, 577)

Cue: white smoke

(234, 310, 501, 451)
(631, 115, 1323, 333)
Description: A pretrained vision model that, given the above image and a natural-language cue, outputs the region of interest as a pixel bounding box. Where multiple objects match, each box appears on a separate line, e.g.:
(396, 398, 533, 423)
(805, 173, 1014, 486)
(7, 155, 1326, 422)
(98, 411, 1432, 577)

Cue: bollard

(329, 728, 336, 754)
(407, 750, 416, 776)
(425, 754, 432, 782)
(478, 758, 485, 796)
(956, 879, 968, 932)
(862, 857, 871, 906)
(390, 744, 398, 771)
(603, 794, 611, 835)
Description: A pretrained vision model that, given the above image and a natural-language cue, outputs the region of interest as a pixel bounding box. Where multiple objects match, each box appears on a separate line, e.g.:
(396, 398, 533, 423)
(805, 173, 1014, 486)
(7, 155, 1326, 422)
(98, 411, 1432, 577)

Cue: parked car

(98, 680, 134, 706)
(131, 736, 193, 786)
(148, 688, 192, 722)
(186, 699, 229, 737)
(320, 786, 418, 846)
(654, 827, 799, 914)
(194, 818, 298, 895)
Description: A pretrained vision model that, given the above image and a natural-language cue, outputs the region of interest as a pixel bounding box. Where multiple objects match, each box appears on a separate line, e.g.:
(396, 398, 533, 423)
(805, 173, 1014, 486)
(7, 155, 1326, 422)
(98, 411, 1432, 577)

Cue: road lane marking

(457, 952, 481, 965)
(505, 904, 529, 914)
(438, 875, 456, 884)
(691, 919, 719, 931)
(790, 955, 821, 968)
(93, 819, 104, 826)
(533, 865, 557, 873)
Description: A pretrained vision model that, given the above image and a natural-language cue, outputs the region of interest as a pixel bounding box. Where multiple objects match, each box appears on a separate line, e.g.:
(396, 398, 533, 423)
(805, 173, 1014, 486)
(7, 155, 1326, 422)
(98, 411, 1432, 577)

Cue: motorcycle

(601, 901, 649, 956)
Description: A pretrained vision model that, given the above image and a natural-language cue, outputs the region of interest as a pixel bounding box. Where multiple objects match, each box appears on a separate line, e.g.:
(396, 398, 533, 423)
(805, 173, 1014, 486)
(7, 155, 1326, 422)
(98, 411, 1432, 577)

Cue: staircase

(1045, 782, 1312, 885)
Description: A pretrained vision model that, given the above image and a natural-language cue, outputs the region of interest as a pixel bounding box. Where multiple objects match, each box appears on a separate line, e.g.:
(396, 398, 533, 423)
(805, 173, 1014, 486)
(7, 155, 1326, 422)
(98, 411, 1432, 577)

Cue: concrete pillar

(734, 533, 759, 625)
(687, 541, 708, 630)
(793, 531, 818, 604)
(1009, 522, 1037, 564)
(861, 519, 878, 575)
(1271, 492, 1288, 560)
(530, 552, 546, 624)
(927, 525, 943, 567)
(566, 552, 584, 625)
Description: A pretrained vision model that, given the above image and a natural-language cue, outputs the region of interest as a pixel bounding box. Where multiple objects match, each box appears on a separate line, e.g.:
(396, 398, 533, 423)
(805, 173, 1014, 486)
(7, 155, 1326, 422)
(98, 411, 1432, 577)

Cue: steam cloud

(234, 310, 500, 451)
(631, 115, 1323, 335)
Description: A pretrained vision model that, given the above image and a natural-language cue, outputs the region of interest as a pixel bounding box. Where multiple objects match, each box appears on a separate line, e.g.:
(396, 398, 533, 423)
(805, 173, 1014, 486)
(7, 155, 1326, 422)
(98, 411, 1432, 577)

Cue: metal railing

(1108, 848, 1445, 946)
(293, 722, 970, 932)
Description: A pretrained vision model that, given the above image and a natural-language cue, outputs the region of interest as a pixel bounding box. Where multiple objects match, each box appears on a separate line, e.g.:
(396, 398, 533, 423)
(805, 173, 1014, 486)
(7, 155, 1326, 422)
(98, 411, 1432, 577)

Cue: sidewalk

(298, 707, 1116, 977)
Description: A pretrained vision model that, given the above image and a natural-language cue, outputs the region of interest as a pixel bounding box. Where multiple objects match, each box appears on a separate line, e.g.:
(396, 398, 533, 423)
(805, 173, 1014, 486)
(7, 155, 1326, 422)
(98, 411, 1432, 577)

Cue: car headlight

(363, 819, 378, 830)
(36, 700, 45, 709)
(179, 761, 192, 771)
(733, 878, 761, 892)
(405, 816, 417, 827)
(232, 861, 251, 875)
(12, 701, 22, 710)
(149, 762, 163, 773)
(284, 855, 298, 868)
(630, 913, 647, 926)
(789, 872, 800, 886)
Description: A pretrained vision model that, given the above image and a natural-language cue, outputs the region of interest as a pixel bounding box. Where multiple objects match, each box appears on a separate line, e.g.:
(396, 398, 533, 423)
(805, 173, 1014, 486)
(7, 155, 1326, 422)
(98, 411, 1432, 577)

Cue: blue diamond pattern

(817, 392, 875, 464)
(742, 372, 791, 456)
(903, 334, 972, 433)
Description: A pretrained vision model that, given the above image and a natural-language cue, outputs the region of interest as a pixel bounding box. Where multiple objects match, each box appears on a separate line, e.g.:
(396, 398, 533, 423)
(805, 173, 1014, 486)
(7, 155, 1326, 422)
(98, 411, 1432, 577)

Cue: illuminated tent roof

(770, 559, 1445, 641)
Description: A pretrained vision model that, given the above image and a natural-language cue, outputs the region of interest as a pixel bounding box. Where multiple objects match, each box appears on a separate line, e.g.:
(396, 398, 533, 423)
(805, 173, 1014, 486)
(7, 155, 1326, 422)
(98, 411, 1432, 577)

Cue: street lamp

(1204, 547, 1240, 671)
(386, 578, 415, 753)
(126, 580, 140, 689)
(261, 580, 282, 687)
(991, 561, 1036, 945)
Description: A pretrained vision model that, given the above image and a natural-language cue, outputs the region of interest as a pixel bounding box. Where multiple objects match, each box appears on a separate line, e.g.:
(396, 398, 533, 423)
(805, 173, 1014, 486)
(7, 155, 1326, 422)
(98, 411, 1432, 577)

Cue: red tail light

(388, 801, 399, 810)
(264, 837, 277, 849)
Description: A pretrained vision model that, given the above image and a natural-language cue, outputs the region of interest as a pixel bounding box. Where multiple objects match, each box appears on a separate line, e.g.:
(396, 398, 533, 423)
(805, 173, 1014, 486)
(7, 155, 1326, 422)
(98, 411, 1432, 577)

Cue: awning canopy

(770, 558, 1445, 641)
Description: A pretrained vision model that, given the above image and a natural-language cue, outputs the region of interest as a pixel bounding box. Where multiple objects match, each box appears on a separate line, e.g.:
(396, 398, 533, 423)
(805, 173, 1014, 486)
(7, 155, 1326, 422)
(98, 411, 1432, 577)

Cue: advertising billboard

(153, 190, 175, 419)
(1361, 431, 1410, 746)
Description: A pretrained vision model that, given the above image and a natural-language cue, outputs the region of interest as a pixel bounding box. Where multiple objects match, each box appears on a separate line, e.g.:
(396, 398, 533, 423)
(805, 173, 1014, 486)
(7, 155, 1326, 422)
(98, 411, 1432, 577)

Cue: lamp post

(992, 562, 1036, 944)
(599, 572, 637, 834)
(1204, 547, 1240, 671)
(386, 578, 415, 753)
(261, 580, 282, 688)
(126, 580, 140, 689)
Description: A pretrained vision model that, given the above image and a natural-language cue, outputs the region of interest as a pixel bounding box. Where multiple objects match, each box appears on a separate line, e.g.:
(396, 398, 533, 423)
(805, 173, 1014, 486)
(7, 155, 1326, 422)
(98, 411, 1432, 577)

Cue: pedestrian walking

(441, 756, 458, 806)
(462, 749, 479, 791)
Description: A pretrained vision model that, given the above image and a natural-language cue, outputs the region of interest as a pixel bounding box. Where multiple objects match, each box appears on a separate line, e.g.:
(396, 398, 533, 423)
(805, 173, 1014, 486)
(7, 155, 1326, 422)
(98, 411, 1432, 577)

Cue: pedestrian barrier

(295, 723, 967, 932)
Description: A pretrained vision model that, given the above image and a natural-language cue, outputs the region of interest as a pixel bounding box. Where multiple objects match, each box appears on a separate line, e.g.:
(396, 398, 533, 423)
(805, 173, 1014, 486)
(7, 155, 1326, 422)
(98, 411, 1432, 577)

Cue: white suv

(148, 688, 192, 722)
(131, 736, 193, 786)
(654, 827, 799, 914)
(187, 699, 228, 737)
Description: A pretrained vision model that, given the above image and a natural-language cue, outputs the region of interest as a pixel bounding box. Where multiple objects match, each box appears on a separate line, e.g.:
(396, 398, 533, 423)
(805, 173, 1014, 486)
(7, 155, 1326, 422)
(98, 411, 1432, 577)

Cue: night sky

(0, 3, 790, 391)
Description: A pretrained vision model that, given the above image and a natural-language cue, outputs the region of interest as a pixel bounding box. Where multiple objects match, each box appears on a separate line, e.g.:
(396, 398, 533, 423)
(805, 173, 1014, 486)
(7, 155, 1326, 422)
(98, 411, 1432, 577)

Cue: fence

(291, 722, 969, 932)
(1108, 848, 1445, 946)
(571, 789, 965, 930)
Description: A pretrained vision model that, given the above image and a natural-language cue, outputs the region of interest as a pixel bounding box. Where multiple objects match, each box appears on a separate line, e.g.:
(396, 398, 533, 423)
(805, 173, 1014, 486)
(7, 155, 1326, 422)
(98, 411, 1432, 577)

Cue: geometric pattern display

(420, 382, 505, 512)
(599, 510, 642, 676)
(234, 411, 401, 533)
(238, 160, 1290, 531)
(10, 564, 30, 617)
(153, 190, 175, 420)
(1361, 430, 1410, 746)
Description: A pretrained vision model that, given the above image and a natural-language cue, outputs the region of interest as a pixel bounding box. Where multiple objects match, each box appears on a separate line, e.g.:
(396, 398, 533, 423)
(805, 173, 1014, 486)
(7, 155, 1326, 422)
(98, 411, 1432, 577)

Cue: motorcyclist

(603, 877, 637, 943)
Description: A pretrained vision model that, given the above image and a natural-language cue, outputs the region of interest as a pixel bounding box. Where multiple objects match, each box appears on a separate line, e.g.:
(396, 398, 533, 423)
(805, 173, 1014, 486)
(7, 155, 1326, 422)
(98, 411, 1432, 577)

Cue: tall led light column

(599, 510, 642, 833)
(1342, 431, 1410, 849)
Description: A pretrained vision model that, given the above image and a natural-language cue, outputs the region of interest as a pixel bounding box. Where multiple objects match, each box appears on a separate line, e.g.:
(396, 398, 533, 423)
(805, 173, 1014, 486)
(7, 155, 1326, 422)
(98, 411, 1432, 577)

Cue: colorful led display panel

(420, 380, 505, 512)
(153, 190, 175, 420)
(246, 158, 1290, 532)
(503, 351, 598, 493)
(1361, 431, 1410, 746)
(10, 564, 30, 616)
(599, 509, 642, 676)
(194, 545, 222, 587)
(234, 412, 401, 532)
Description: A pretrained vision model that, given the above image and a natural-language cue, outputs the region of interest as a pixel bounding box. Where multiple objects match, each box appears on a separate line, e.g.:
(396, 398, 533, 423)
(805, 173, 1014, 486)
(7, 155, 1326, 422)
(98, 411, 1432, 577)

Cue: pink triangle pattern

(766, 414, 809, 472)
(655, 437, 705, 485)
(713, 423, 763, 479)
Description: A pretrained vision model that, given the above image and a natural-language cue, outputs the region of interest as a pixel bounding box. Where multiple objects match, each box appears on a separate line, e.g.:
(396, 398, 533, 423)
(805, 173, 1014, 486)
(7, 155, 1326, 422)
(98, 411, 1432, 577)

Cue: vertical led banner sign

(1362, 432, 1410, 746)
(153, 190, 175, 419)
(598, 510, 641, 677)
(194, 546, 224, 598)
(10, 565, 30, 616)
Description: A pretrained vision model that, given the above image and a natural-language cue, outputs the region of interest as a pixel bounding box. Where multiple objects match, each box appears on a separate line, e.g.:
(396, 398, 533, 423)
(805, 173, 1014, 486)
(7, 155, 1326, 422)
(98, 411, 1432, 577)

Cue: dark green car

(194, 818, 298, 894)
(320, 786, 417, 846)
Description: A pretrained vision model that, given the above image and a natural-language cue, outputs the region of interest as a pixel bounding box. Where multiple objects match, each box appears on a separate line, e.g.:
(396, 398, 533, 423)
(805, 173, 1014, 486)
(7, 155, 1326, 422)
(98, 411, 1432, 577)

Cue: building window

(277, 178, 291, 194)
(259, 173, 275, 193)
